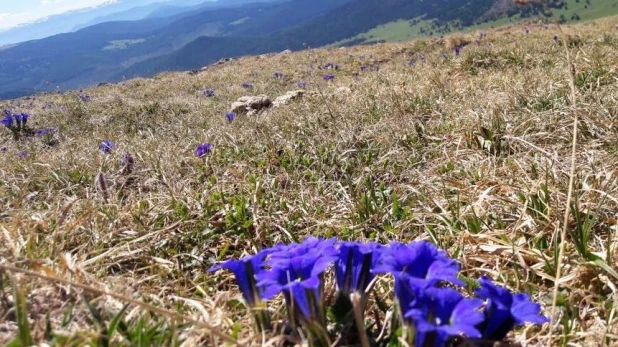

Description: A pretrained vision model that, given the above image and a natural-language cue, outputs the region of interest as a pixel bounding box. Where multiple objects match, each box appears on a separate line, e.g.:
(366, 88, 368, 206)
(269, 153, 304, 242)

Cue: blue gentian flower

(209, 250, 271, 306)
(1, 115, 13, 128)
(408, 60, 416, 67)
(335, 242, 383, 295)
(256, 238, 337, 340)
(323, 74, 335, 81)
(273, 72, 284, 79)
(324, 63, 333, 69)
(17, 151, 28, 158)
(374, 241, 463, 287)
(405, 287, 484, 346)
(455, 45, 461, 56)
(297, 81, 307, 88)
(242, 82, 254, 89)
(226, 112, 236, 123)
(374, 241, 463, 310)
(286, 276, 322, 320)
(360, 64, 367, 71)
(475, 276, 549, 340)
(13, 113, 29, 127)
(203, 89, 215, 97)
(80, 94, 91, 102)
(99, 140, 114, 154)
(195, 142, 212, 157)
(256, 238, 338, 299)
(0, 147, 7, 152)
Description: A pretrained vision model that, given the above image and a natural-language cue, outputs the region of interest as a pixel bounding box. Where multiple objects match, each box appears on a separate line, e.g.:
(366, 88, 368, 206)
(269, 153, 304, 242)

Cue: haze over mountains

(0, 0, 611, 100)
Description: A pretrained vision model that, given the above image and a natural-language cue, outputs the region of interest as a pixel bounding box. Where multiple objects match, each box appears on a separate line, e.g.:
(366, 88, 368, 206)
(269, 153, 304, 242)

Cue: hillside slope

(1, 14, 618, 346)
(1, 0, 617, 100)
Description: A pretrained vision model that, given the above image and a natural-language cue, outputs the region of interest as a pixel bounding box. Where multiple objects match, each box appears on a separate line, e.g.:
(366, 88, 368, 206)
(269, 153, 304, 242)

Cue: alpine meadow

(1, 1, 618, 346)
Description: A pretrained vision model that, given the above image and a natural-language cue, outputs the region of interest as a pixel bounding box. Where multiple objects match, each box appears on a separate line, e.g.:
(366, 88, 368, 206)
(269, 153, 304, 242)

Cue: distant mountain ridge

(0, 0, 614, 100)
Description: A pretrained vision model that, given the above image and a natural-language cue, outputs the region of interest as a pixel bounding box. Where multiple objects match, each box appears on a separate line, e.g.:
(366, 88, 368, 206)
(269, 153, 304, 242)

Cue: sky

(0, 0, 140, 31)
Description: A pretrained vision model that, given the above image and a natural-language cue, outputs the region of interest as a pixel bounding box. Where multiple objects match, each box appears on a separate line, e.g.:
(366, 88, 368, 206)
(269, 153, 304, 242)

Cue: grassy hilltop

(1, 15, 618, 346)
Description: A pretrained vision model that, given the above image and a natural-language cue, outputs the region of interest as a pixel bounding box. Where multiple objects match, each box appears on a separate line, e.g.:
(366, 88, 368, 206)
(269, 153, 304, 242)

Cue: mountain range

(0, 0, 611, 100)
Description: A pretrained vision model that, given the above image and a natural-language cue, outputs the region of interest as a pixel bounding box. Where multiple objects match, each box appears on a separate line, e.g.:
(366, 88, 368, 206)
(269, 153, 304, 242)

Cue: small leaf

(12, 279, 32, 347)
(590, 258, 618, 281)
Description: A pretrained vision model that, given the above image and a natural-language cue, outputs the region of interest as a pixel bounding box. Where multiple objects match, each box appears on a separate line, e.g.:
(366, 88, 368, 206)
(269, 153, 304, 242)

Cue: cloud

(0, 0, 119, 31)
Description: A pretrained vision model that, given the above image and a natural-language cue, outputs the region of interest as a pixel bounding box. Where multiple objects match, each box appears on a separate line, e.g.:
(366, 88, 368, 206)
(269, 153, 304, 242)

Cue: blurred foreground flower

(208, 238, 548, 347)
(475, 276, 549, 340)
(209, 250, 272, 332)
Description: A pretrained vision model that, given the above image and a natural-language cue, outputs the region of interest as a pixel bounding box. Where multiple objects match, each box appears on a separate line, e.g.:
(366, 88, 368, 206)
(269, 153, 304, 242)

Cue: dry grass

(1, 16, 618, 346)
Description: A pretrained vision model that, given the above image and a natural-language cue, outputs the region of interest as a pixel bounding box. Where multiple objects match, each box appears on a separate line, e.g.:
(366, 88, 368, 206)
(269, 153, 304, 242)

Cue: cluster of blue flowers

(203, 89, 216, 97)
(1, 110, 30, 130)
(209, 238, 548, 346)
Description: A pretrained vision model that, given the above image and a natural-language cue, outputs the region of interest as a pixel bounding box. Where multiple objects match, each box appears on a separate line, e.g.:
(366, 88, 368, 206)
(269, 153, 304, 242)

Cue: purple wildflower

(99, 140, 114, 154)
(17, 151, 28, 158)
(196, 142, 212, 157)
(297, 81, 307, 88)
(404, 287, 484, 346)
(1, 115, 13, 128)
(242, 82, 254, 89)
(203, 89, 215, 97)
(323, 74, 335, 81)
(475, 276, 549, 340)
(226, 112, 235, 123)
